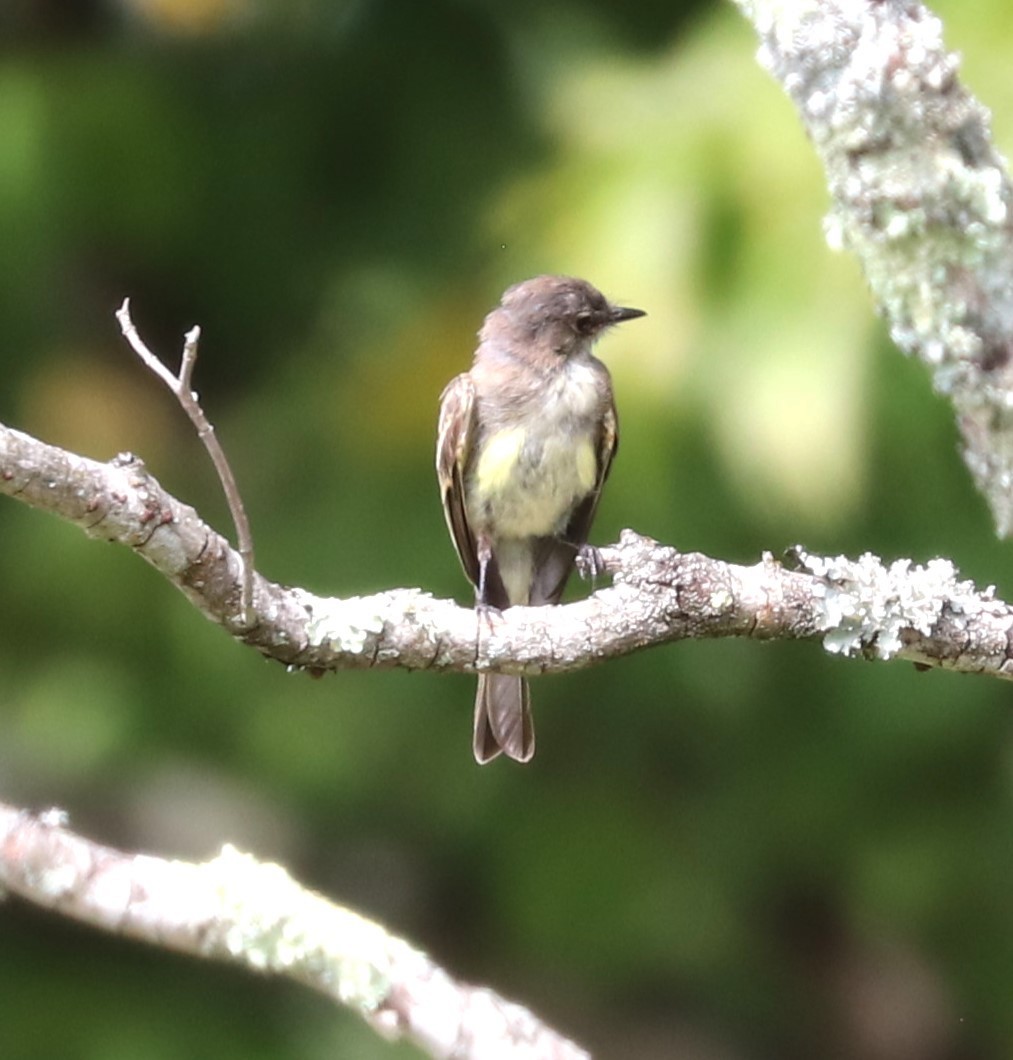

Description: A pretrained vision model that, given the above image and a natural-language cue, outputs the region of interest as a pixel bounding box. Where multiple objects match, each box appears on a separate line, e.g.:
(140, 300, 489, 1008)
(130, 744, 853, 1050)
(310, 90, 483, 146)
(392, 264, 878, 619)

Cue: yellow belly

(470, 425, 597, 538)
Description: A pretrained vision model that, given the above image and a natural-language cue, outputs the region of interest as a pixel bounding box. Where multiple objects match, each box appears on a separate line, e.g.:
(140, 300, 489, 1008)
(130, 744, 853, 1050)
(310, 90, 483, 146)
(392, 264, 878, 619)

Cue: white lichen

(798, 549, 974, 659)
(301, 591, 386, 652)
(208, 845, 397, 1009)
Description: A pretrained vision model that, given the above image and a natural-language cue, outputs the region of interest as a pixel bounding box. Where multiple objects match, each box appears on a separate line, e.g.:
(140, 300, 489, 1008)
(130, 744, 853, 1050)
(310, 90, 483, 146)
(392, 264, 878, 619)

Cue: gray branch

(0, 804, 588, 1060)
(732, 0, 1013, 535)
(3, 419, 1011, 681)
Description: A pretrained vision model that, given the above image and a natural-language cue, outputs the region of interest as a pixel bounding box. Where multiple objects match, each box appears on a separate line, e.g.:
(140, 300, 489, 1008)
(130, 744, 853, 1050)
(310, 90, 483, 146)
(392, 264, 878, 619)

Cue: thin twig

(116, 298, 255, 626)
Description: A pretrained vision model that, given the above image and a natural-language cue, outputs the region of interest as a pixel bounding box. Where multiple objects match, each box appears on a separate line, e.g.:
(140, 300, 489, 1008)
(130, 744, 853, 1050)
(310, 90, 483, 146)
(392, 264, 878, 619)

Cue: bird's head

(482, 275, 645, 357)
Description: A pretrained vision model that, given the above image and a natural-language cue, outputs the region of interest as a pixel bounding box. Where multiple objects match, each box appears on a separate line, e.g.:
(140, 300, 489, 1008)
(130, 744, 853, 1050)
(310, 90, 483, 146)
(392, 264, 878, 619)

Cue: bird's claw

(575, 543, 606, 582)
(475, 600, 503, 634)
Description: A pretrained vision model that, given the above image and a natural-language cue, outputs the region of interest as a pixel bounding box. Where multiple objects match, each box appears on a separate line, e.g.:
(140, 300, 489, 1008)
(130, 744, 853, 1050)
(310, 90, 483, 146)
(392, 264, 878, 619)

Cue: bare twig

(116, 298, 255, 625)
(2, 419, 1012, 683)
(0, 804, 589, 1060)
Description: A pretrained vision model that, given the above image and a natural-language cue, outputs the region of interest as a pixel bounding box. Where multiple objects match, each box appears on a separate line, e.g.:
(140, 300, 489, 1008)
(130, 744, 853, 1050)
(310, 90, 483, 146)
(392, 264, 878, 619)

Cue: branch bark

(3, 419, 1012, 682)
(732, 0, 1013, 535)
(0, 804, 588, 1060)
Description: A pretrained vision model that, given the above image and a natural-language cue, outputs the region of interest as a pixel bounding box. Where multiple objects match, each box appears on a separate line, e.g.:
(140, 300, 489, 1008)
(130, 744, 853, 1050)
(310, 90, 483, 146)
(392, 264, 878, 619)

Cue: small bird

(436, 275, 645, 763)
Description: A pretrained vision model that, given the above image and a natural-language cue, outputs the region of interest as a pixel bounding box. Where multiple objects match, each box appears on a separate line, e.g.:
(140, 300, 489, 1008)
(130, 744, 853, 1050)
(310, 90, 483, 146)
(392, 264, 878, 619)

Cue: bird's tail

(473, 674, 534, 764)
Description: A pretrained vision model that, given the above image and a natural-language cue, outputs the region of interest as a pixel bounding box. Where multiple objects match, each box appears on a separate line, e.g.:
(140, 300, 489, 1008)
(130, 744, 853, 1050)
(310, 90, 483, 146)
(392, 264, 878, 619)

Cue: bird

(436, 275, 645, 763)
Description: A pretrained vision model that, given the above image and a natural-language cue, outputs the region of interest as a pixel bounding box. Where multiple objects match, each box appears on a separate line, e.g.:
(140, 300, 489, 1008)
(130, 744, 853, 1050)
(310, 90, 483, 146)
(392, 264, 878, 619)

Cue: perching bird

(436, 275, 645, 763)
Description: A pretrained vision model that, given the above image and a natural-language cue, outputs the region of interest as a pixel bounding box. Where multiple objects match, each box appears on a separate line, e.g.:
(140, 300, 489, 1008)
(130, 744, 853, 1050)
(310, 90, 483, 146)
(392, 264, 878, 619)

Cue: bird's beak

(611, 304, 646, 323)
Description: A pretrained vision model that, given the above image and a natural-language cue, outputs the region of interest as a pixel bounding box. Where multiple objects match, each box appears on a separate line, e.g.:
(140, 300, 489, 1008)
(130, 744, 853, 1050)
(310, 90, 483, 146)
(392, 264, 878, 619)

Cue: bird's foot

(475, 600, 503, 635)
(575, 543, 606, 582)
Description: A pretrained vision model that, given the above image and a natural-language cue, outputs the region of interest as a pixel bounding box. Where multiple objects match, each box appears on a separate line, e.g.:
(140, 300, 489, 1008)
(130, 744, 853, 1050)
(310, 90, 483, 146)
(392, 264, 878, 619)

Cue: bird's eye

(574, 311, 595, 335)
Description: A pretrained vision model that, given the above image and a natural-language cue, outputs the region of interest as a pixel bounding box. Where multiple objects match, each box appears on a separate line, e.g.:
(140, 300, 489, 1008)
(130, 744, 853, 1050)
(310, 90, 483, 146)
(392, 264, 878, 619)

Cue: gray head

(481, 275, 645, 356)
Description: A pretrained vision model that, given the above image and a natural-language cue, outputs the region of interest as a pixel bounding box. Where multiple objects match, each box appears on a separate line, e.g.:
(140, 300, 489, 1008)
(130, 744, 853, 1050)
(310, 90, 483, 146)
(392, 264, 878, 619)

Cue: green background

(1, 1, 1012, 1056)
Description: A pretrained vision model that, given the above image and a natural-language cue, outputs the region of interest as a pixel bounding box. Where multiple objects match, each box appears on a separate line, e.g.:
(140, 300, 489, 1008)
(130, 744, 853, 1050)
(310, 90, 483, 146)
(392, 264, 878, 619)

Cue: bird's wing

(529, 397, 619, 606)
(436, 373, 480, 587)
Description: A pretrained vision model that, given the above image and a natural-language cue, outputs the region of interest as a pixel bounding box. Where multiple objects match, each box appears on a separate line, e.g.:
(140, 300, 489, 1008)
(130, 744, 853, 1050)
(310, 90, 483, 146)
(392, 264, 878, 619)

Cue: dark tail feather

(473, 674, 534, 764)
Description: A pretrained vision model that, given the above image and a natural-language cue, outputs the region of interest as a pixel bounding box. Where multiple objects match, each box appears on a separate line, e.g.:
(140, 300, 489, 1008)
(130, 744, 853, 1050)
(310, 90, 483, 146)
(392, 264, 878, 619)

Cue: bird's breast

(468, 359, 603, 539)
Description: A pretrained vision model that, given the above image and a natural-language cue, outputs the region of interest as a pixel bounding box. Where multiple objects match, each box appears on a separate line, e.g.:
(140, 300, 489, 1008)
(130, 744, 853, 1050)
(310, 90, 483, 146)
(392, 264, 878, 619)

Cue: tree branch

(0, 804, 588, 1060)
(3, 419, 1011, 682)
(732, 0, 1013, 535)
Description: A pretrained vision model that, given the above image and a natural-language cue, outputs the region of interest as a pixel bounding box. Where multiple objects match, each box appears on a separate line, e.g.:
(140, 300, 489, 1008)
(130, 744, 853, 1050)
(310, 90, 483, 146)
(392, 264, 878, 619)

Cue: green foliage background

(2, 1, 1013, 1056)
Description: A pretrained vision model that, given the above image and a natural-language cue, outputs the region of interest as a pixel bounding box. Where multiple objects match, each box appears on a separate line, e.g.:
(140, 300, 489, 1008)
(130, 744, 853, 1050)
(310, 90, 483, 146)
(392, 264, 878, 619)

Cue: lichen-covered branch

(732, 0, 1013, 535)
(3, 419, 1012, 682)
(0, 804, 588, 1060)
